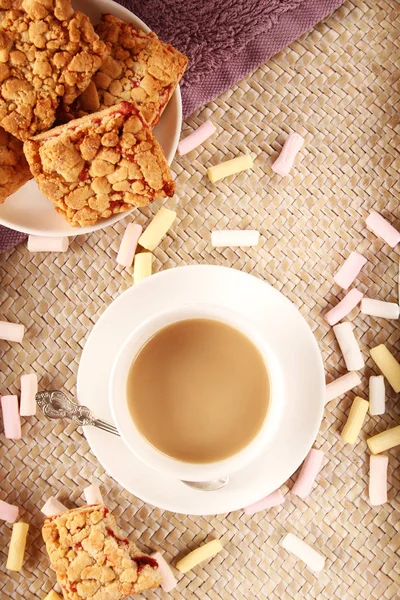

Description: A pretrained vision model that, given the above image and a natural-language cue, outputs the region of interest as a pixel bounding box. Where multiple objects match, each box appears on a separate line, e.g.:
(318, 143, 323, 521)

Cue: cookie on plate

(0, 126, 31, 203)
(42, 504, 161, 600)
(24, 101, 174, 227)
(94, 13, 188, 128)
(0, 0, 108, 140)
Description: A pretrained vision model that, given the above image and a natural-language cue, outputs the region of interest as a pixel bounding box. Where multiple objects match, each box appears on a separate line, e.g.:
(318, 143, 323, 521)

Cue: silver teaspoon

(181, 477, 230, 491)
(36, 390, 120, 436)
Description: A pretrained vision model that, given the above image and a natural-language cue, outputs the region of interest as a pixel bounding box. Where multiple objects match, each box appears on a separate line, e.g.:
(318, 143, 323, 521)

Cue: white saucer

(77, 266, 325, 515)
(0, 0, 182, 237)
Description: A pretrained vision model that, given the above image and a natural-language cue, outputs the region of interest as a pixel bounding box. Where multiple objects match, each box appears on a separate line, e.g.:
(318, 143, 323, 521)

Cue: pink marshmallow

(243, 490, 285, 515)
(366, 211, 400, 248)
(117, 223, 143, 268)
(0, 500, 19, 523)
(20, 373, 38, 417)
(27, 235, 69, 252)
(1, 396, 21, 439)
(41, 497, 68, 517)
(0, 321, 25, 343)
(178, 120, 216, 156)
(151, 552, 177, 592)
(325, 372, 361, 404)
(291, 449, 324, 498)
(324, 288, 363, 326)
(334, 251, 367, 289)
(271, 133, 305, 176)
(369, 455, 388, 506)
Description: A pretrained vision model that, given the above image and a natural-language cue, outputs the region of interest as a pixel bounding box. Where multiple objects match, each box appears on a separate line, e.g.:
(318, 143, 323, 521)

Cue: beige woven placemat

(1, 0, 400, 597)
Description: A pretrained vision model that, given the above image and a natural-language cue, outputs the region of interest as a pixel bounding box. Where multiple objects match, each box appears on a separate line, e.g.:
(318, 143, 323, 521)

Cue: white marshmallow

(211, 230, 260, 248)
(333, 322, 364, 371)
(271, 133, 305, 176)
(84, 484, 103, 505)
(361, 298, 399, 319)
(281, 533, 325, 573)
(0, 321, 25, 343)
(20, 373, 38, 416)
(369, 375, 385, 416)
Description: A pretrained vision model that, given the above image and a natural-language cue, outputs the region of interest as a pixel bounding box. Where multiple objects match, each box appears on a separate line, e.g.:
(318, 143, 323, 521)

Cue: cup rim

(109, 303, 284, 482)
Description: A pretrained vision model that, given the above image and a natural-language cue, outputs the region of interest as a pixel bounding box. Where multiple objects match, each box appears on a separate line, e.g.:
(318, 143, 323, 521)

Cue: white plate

(77, 266, 325, 515)
(0, 0, 182, 237)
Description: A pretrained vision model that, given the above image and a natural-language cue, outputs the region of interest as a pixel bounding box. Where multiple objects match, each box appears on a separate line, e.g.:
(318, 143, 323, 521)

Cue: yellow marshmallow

(341, 396, 369, 444)
(176, 539, 223, 573)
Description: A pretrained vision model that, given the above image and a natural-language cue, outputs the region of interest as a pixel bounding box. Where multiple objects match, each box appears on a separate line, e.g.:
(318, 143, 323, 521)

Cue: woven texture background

(1, 0, 400, 598)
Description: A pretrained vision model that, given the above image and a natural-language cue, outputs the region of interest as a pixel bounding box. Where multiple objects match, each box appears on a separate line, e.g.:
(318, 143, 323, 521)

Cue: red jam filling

(106, 527, 129, 546)
(78, 166, 89, 182)
(134, 556, 158, 573)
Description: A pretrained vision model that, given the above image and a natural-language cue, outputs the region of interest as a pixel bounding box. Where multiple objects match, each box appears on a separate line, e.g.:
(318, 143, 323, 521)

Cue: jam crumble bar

(0, 126, 30, 202)
(0, 0, 108, 140)
(95, 13, 188, 128)
(23, 101, 174, 227)
(42, 504, 161, 600)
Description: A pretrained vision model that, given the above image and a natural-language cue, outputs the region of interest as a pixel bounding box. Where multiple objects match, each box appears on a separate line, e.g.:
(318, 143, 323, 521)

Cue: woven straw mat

(1, 0, 399, 598)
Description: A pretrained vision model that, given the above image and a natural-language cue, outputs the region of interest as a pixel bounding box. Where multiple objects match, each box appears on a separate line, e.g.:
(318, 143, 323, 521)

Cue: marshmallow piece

(176, 539, 223, 573)
(0, 500, 19, 523)
(41, 497, 68, 517)
(398, 257, 400, 305)
(27, 235, 69, 252)
(243, 490, 285, 515)
(271, 133, 305, 176)
(325, 289, 363, 326)
(292, 449, 324, 498)
(369, 375, 385, 416)
(116, 223, 143, 267)
(207, 154, 253, 183)
(134, 252, 152, 284)
(333, 322, 364, 371)
(211, 230, 260, 248)
(367, 425, 400, 455)
(178, 120, 216, 156)
(1, 396, 21, 440)
(44, 592, 63, 600)
(0, 320, 25, 343)
(151, 552, 177, 593)
(325, 372, 361, 404)
(369, 455, 388, 506)
(20, 373, 38, 417)
(138, 207, 176, 251)
(341, 396, 369, 444)
(361, 298, 400, 319)
(281, 533, 325, 573)
(334, 251, 367, 290)
(84, 484, 103, 505)
(6, 522, 29, 571)
(366, 211, 400, 248)
(370, 344, 400, 393)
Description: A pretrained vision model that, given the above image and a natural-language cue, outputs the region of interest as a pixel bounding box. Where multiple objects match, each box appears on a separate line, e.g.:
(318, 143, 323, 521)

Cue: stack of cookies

(0, 0, 188, 226)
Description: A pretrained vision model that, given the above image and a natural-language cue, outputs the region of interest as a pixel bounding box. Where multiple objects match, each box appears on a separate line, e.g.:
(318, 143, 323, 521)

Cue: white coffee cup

(110, 303, 284, 482)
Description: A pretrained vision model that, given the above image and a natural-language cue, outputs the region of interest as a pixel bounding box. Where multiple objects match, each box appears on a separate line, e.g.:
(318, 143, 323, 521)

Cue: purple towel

(0, 0, 344, 253)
